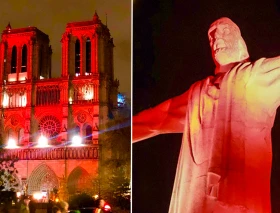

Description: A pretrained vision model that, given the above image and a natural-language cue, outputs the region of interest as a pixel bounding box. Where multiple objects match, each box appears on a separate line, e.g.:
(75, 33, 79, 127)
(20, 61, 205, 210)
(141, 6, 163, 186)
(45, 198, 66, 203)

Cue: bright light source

(84, 91, 93, 100)
(2, 93, 9, 107)
(22, 96, 26, 106)
(69, 97, 73, 104)
(93, 194, 99, 199)
(6, 138, 18, 149)
(16, 192, 21, 198)
(83, 86, 93, 100)
(72, 135, 82, 146)
(33, 192, 43, 200)
(38, 135, 48, 147)
(104, 204, 111, 211)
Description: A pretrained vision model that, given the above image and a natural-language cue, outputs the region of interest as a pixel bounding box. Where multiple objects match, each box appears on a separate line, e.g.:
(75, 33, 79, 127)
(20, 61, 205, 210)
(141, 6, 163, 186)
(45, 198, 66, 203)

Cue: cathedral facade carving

(0, 12, 118, 199)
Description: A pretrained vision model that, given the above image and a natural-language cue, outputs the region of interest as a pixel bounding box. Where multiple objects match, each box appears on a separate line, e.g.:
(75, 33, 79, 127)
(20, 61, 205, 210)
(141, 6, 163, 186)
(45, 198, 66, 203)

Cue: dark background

(133, 0, 280, 212)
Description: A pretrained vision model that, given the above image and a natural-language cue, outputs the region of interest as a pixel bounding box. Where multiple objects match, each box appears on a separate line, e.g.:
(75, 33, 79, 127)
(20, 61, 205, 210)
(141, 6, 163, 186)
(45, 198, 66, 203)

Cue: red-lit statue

(133, 17, 280, 212)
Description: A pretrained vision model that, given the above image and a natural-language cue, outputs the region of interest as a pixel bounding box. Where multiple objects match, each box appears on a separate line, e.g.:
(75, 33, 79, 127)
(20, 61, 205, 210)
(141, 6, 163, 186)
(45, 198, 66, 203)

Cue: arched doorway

(67, 166, 91, 195)
(27, 163, 59, 197)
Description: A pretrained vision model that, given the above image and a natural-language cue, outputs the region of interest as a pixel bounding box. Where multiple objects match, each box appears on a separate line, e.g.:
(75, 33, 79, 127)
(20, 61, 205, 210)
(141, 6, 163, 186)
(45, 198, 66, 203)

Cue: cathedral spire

(6, 22, 11, 30)
(93, 11, 101, 24)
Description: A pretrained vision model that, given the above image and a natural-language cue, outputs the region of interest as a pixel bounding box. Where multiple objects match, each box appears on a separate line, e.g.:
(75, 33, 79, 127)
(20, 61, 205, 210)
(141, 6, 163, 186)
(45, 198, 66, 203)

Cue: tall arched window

(39, 46, 43, 76)
(18, 128, 24, 145)
(85, 125, 92, 141)
(86, 38, 91, 74)
(11, 46, 17, 73)
(21, 45, 27, 72)
(75, 39, 80, 75)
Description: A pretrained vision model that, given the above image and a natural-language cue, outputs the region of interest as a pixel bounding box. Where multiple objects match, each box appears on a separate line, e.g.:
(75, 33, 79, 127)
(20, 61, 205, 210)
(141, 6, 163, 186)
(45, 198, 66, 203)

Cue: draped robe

(169, 58, 280, 213)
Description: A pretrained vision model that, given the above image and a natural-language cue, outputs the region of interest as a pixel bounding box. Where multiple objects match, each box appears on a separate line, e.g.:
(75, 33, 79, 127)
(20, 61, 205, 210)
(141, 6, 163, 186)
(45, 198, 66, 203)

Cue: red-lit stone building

(0, 13, 119, 199)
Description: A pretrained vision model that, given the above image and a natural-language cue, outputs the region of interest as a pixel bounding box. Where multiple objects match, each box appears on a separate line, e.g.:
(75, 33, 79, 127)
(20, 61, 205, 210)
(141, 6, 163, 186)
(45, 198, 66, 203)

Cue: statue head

(208, 17, 249, 68)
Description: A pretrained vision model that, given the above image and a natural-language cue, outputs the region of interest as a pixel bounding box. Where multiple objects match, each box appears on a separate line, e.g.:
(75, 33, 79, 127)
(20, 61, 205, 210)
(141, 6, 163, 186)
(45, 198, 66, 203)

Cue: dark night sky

(133, 0, 280, 212)
(0, 0, 131, 97)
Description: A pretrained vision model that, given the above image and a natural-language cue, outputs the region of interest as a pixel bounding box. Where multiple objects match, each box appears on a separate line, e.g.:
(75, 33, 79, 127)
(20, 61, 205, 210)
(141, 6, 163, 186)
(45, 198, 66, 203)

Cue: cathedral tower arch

(21, 44, 27, 73)
(83, 123, 93, 142)
(67, 166, 91, 195)
(75, 39, 81, 76)
(86, 37, 91, 74)
(1, 25, 52, 82)
(27, 163, 59, 195)
(11, 46, 17, 74)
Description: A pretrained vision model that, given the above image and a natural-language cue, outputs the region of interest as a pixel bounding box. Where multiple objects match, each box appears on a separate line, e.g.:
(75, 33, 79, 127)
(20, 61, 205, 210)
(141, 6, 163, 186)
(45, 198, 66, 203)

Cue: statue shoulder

(189, 76, 213, 89)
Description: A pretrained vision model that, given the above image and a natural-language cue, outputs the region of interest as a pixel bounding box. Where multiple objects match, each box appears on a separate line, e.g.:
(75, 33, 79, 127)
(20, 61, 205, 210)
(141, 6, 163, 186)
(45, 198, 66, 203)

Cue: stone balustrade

(0, 145, 99, 160)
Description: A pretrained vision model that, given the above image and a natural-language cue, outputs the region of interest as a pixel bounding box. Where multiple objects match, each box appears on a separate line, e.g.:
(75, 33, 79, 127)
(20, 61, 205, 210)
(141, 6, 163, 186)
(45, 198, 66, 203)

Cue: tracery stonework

(77, 112, 87, 123)
(0, 11, 119, 201)
(10, 115, 19, 126)
(39, 115, 61, 137)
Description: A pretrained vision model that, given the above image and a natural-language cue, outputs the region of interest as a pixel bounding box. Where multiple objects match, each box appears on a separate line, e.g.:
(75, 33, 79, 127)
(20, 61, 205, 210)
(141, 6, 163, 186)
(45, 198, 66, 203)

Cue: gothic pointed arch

(86, 37, 91, 74)
(5, 126, 16, 145)
(83, 123, 92, 141)
(67, 166, 91, 194)
(27, 163, 59, 195)
(75, 38, 81, 75)
(21, 45, 27, 72)
(18, 128, 24, 145)
(74, 125, 80, 135)
(11, 46, 17, 74)
(70, 125, 81, 140)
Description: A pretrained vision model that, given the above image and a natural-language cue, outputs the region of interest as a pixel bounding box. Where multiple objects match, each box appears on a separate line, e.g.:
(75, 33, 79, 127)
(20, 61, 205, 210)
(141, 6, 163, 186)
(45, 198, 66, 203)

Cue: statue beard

(214, 39, 243, 65)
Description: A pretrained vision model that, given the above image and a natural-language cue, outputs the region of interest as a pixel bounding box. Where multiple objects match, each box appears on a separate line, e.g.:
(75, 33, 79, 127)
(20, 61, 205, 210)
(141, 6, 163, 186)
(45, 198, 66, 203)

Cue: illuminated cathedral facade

(0, 12, 119, 199)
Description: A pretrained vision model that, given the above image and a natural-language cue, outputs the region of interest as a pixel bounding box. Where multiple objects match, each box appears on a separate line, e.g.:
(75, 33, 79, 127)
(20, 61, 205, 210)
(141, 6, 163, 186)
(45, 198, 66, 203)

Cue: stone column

(61, 33, 69, 77)
(34, 42, 40, 79)
(6, 46, 12, 77)
(91, 34, 98, 73)
(24, 120, 31, 144)
(0, 41, 6, 83)
(27, 39, 34, 80)
(26, 84, 32, 107)
(69, 36, 76, 77)
(98, 34, 105, 74)
(60, 81, 69, 141)
(59, 82, 68, 105)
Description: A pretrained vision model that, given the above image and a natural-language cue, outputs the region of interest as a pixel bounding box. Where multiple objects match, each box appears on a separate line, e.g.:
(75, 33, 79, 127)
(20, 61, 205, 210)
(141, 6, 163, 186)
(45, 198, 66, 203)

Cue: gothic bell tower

(61, 12, 118, 127)
(0, 23, 52, 83)
(60, 12, 114, 78)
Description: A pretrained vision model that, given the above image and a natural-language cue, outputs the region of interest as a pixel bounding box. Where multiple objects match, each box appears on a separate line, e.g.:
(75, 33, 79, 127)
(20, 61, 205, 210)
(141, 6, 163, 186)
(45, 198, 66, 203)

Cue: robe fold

(169, 58, 280, 213)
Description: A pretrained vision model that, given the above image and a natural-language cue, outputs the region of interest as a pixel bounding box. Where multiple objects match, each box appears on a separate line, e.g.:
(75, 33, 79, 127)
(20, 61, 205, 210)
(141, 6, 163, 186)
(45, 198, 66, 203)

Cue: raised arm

(252, 56, 280, 107)
(260, 56, 280, 72)
(133, 90, 189, 143)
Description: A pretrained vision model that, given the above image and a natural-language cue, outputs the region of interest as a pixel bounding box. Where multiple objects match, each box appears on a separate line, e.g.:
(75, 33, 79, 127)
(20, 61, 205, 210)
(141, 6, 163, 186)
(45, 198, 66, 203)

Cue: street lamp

(6, 138, 18, 149)
(37, 135, 48, 147)
(71, 135, 82, 146)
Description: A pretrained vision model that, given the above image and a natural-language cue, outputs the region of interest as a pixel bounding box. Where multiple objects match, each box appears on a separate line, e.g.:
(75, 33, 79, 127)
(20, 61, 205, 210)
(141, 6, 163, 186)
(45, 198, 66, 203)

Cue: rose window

(39, 115, 61, 138)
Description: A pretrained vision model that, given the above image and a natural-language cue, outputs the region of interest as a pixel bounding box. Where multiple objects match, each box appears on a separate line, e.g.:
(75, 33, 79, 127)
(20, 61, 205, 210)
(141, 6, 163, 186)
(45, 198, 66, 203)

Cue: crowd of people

(18, 196, 70, 213)
(17, 196, 109, 213)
